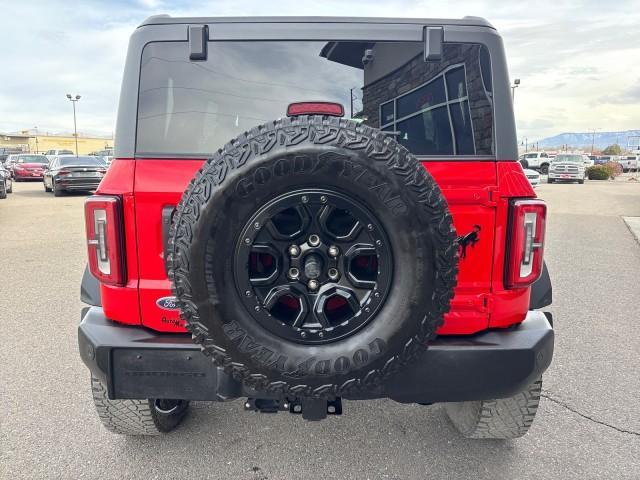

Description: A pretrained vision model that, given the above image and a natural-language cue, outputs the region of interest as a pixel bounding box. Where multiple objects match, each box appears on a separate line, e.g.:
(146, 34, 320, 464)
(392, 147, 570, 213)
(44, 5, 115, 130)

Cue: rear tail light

(58, 168, 72, 176)
(287, 102, 345, 117)
(505, 199, 546, 289)
(84, 195, 126, 286)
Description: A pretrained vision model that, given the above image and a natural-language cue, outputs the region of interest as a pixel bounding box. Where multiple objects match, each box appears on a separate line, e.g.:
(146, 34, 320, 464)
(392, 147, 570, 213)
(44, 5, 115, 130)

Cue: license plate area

(111, 348, 220, 400)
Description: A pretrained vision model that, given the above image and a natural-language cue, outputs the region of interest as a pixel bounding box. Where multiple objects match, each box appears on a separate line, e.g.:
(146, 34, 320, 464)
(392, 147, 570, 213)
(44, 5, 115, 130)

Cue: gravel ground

(1, 180, 639, 480)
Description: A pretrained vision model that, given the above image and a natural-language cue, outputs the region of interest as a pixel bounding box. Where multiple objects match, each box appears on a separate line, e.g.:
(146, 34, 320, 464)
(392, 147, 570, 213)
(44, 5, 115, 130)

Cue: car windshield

(17, 155, 48, 164)
(58, 156, 105, 166)
(553, 154, 583, 163)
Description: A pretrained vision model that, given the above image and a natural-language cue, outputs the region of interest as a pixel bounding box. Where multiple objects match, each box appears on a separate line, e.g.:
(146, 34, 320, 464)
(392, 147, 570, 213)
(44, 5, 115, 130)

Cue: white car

(44, 149, 75, 161)
(618, 155, 639, 172)
(519, 152, 552, 174)
(523, 168, 540, 187)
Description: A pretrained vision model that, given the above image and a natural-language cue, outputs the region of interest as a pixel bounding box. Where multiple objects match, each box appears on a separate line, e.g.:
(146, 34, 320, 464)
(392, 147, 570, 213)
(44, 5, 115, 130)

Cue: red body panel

(96, 158, 538, 335)
(95, 159, 141, 325)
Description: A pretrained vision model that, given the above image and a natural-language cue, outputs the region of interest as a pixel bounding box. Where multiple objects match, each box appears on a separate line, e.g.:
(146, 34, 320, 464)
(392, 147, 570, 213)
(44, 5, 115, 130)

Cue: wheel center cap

(304, 253, 323, 279)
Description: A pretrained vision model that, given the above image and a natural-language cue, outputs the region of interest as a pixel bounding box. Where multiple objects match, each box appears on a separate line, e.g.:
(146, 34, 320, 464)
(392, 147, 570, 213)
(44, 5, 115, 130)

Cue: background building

(0, 130, 113, 155)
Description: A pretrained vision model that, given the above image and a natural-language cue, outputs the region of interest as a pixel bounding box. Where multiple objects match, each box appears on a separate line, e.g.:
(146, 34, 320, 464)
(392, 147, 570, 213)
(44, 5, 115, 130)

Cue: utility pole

(590, 128, 599, 155)
(66, 94, 81, 156)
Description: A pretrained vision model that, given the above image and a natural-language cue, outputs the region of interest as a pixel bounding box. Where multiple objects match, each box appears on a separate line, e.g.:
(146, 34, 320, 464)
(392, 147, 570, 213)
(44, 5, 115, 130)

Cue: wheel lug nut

(288, 267, 300, 280)
(308, 279, 319, 290)
(288, 245, 300, 257)
(308, 234, 320, 247)
(328, 245, 339, 257)
(328, 268, 340, 281)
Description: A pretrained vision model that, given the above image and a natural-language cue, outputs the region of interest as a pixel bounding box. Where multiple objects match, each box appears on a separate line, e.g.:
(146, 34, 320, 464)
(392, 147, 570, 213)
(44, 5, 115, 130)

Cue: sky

(0, 0, 639, 142)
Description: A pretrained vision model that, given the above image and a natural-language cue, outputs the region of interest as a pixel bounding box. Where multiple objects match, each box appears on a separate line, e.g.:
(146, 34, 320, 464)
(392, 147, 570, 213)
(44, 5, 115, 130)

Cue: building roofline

(139, 15, 494, 30)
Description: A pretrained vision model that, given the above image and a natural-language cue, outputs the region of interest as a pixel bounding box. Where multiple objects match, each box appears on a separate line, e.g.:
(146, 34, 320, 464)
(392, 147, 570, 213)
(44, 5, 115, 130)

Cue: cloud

(598, 83, 640, 105)
(0, 0, 638, 142)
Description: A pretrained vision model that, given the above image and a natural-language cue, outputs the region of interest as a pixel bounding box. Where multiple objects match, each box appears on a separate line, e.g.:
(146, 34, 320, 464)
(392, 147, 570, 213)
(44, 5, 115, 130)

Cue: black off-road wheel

(90, 376, 189, 435)
(169, 116, 458, 399)
(444, 377, 543, 439)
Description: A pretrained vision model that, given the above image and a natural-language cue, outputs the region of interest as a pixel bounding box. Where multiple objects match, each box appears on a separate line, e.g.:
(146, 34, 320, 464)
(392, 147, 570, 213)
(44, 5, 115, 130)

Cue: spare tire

(169, 116, 458, 398)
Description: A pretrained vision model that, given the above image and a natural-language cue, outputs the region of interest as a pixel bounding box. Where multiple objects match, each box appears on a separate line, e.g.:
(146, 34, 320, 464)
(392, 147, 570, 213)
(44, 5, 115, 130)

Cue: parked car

(547, 154, 586, 184)
(0, 147, 23, 164)
(523, 168, 540, 187)
(78, 15, 553, 440)
(595, 155, 618, 165)
(582, 154, 595, 168)
(5, 154, 49, 180)
(43, 155, 107, 196)
(95, 149, 115, 166)
(518, 151, 552, 174)
(44, 149, 74, 161)
(0, 163, 13, 199)
(618, 155, 639, 172)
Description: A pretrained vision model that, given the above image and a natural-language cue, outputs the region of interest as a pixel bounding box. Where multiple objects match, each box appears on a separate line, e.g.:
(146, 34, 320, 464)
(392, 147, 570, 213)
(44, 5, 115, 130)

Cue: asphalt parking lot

(1, 179, 639, 480)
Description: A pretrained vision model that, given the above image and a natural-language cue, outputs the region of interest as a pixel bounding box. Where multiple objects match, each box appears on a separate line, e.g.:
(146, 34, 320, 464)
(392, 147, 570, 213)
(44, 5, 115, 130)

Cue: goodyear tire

(169, 116, 458, 398)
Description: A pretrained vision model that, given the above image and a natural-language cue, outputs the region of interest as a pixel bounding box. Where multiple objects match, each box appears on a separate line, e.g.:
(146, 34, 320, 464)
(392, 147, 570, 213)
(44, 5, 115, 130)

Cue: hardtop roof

(139, 15, 494, 30)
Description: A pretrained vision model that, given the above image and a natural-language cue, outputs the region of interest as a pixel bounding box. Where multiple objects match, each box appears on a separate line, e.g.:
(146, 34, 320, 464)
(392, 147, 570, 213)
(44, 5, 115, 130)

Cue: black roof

(139, 15, 493, 29)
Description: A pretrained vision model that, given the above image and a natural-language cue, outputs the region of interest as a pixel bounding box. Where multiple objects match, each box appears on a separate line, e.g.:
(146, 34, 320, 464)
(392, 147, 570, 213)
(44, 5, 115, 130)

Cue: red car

(7, 154, 49, 180)
(79, 15, 553, 439)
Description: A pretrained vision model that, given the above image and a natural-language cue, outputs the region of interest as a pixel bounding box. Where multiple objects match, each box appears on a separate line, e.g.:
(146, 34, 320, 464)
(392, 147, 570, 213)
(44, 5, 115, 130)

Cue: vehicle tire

(540, 164, 549, 175)
(90, 376, 189, 435)
(547, 178, 554, 184)
(444, 377, 542, 439)
(169, 116, 458, 398)
(53, 182, 64, 196)
(578, 179, 584, 184)
(0, 185, 6, 199)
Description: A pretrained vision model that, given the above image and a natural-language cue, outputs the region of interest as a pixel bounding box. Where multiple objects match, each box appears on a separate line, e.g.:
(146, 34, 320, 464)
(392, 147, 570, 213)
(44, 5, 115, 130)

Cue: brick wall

(362, 43, 494, 155)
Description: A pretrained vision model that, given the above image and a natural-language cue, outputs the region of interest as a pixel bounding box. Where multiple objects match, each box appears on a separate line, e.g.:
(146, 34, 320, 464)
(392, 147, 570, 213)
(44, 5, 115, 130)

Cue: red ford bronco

(79, 15, 553, 438)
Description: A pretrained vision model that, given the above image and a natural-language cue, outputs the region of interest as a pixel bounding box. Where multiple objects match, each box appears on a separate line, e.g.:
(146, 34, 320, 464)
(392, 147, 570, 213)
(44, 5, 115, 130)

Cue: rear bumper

(78, 307, 554, 403)
(549, 172, 583, 180)
(55, 176, 102, 190)
(14, 173, 44, 180)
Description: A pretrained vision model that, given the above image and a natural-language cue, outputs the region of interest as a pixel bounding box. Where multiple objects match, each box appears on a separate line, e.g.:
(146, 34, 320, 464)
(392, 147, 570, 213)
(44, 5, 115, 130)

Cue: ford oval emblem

(156, 296, 179, 310)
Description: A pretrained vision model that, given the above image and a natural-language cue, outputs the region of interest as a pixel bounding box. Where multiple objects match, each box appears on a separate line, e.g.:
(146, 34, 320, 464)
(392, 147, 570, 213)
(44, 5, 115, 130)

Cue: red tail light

(505, 199, 546, 289)
(84, 195, 126, 286)
(287, 102, 344, 117)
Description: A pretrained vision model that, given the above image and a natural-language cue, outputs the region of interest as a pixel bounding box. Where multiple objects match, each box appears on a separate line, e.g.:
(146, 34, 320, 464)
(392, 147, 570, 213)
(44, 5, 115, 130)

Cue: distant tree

(602, 144, 622, 155)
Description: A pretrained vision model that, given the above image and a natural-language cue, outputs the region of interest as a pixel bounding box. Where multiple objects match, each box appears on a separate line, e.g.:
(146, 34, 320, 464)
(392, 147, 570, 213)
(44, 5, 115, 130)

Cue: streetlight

(66, 94, 81, 156)
(511, 78, 520, 102)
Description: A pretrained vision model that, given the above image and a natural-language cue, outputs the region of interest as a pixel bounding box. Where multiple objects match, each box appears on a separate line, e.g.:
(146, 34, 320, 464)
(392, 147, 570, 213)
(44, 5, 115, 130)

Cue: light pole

(66, 94, 81, 156)
(34, 126, 39, 153)
(511, 78, 520, 103)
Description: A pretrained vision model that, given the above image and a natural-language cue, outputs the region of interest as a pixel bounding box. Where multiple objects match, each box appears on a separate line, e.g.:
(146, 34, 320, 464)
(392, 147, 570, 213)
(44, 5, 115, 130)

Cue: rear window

(17, 155, 48, 163)
(136, 40, 494, 158)
(59, 156, 105, 166)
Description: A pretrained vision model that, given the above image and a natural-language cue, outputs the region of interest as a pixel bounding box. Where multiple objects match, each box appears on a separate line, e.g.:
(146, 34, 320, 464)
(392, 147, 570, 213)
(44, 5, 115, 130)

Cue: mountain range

(536, 130, 640, 150)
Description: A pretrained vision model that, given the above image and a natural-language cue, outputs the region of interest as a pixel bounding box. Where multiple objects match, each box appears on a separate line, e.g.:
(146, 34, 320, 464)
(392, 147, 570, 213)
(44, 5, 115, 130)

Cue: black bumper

(78, 307, 554, 403)
(56, 177, 102, 190)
